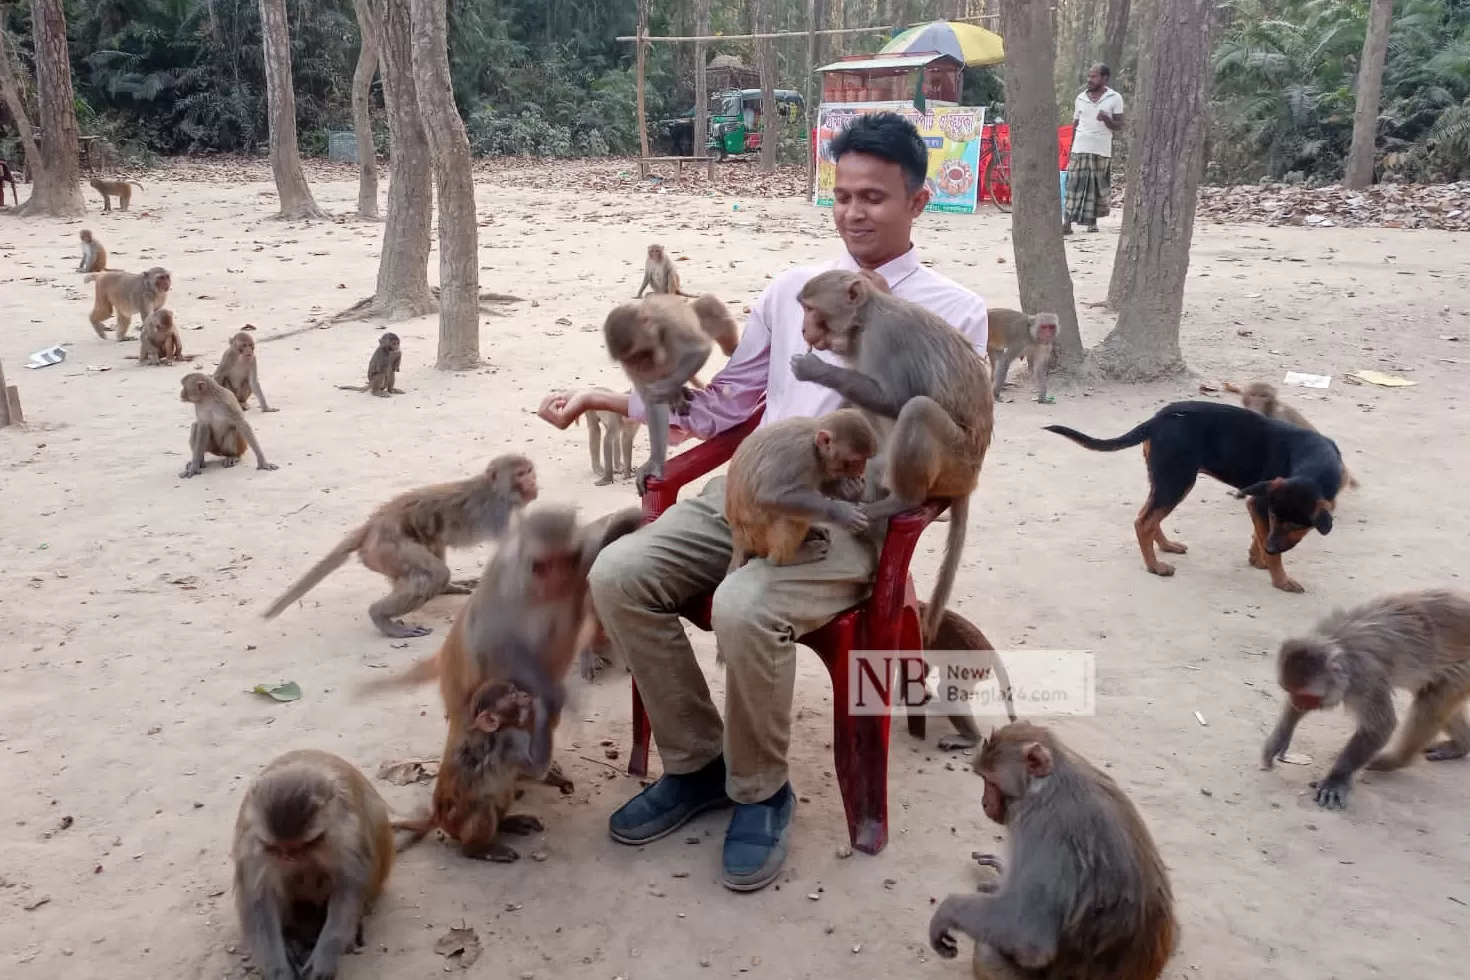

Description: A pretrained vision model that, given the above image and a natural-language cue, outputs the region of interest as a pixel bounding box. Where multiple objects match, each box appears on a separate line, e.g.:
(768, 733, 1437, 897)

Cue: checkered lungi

(1064, 152, 1111, 225)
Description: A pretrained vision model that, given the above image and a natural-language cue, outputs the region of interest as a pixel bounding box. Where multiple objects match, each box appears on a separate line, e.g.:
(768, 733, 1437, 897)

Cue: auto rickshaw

(708, 88, 805, 159)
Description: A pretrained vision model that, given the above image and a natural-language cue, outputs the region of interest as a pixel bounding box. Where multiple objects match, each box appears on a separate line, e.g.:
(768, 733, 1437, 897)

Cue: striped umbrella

(878, 20, 1005, 67)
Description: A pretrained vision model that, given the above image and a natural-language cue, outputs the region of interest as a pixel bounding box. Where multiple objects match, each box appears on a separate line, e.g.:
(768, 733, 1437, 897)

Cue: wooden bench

(637, 155, 717, 180)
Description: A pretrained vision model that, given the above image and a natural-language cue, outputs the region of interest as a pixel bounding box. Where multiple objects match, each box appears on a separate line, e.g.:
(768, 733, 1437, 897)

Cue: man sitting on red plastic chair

(535, 112, 988, 893)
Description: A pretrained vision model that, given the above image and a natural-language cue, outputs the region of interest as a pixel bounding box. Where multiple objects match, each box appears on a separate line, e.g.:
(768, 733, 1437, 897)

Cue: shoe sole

(608, 795, 734, 846)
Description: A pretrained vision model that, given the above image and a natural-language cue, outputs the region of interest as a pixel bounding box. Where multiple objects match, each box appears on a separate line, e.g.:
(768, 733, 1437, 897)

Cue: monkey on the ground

(789, 268, 994, 646)
(604, 293, 730, 493)
(231, 748, 394, 980)
(178, 372, 278, 479)
(391, 679, 572, 862)
(214, 330, 278, 413)
(138, 309, 185, 365)
(0, 161, 17, 206)
(986, 308, 1059, 404)
(916, 600, 1018, 750)
(336, 332, 404, 396)
(1261, 587, 1470, 810)
(929, 721, 1177, 980)
(262, 454, 537, 639)
(76, 229, 107, 273)
(635, 243, 697, 299)
(90, 177, 144, 211)
(1225, 380, 1360, 489)
(578, 389, 641, 485)
(84, 266, 171, 341)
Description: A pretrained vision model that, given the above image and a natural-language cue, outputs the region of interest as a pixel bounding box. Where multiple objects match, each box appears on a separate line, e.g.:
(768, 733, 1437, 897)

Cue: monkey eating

(214, 330, 278, 412)
(178, 372, 278, 479)
(231, 748, 395, 980)
(1261, 587, 1470, 810)
(262, 454, 537, 639)
(90, 176, 144, 211)
(336, 332, 404, 397)
(635, 243, 696, 299)
(986, 308, 1059, 404)
(138, 309, 185, 366)
(1225, 380, 1359, 489)
(76, 229, 107, 273)
(929, 721, 1177, 980)
(85, 266, 171, 341)
(790, 268, 994, 646)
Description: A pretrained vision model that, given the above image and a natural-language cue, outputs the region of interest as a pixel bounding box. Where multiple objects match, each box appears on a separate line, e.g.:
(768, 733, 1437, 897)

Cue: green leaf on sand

(249, 681, 302, 702)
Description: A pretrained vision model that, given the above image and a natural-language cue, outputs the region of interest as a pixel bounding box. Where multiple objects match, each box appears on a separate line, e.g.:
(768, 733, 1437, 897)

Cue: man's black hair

(828, 112, 929, 195)
(1093, 63, 1111, 79)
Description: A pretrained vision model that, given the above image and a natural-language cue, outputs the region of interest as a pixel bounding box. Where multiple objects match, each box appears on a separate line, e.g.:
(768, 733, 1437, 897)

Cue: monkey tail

(390, 815, 435, 852)
(130, 181, 145, 190)
(1042, 419, 1152, 452)
(355, 650, 441, 697)
(261, 526, 366, 620)
(922, 494, 971, 648)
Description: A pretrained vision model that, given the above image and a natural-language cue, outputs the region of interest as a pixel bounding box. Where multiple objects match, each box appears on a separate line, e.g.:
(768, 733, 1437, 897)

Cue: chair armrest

(640, 406, 765, 523)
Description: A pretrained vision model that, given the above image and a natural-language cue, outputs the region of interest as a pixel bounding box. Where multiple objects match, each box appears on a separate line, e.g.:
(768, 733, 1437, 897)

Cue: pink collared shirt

(627, 247, 989, 439)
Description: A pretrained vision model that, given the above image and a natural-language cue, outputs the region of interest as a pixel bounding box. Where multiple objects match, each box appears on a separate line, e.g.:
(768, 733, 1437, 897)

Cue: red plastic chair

(624, 406, 946, 855)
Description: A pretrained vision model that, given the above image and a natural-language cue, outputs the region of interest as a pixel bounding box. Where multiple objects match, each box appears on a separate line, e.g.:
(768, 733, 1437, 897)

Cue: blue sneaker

(721, 782, 796, 892)
(608, 756, 733, 845)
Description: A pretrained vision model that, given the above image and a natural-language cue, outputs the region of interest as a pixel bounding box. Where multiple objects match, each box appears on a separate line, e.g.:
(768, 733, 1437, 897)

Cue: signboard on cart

(814, 102, 986, 214)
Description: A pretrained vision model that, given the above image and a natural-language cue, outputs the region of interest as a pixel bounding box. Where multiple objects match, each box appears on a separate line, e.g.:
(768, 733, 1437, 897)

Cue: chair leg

(628, 678, 652, 778)
(826, 648, 891, 855)
(907, 656, 929, 741)
(903, 601, 928, 741)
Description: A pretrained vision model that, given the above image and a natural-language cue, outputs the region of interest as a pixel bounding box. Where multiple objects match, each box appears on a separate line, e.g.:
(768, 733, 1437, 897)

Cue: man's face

(832, 151, 928, 267)
(1087, 68, 1105, 92)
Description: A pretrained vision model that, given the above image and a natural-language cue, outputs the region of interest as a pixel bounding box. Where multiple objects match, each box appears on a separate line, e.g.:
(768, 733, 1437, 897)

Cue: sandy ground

(2, 172, 1468, 980)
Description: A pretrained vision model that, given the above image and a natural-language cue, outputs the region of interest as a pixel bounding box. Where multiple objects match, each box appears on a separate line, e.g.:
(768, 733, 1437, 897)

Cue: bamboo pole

(636, 0, 650, 170)
(805, 0, 818, 199)
(615, 14, 1000, 44)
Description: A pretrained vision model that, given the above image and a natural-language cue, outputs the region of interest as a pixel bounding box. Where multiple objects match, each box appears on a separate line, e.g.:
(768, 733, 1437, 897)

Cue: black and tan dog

(1044, 400, 1344, 593)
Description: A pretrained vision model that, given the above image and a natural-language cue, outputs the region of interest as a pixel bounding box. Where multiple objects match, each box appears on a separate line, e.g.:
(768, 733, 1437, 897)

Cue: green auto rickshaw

(708, 88, 806, 159)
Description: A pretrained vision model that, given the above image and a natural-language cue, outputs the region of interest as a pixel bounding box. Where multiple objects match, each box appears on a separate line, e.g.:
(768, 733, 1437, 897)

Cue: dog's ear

(1314, 507, 1333, 535)
(1233, 480, 1272, 500)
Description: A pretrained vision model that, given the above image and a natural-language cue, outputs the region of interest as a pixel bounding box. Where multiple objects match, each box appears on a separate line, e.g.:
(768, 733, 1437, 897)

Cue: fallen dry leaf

(376, 758, 439, 786)
(434, 925, 482, 970)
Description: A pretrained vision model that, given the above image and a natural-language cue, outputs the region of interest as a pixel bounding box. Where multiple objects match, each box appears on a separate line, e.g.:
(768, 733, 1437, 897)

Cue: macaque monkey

(1262, 588, 1470, 810)
(262, 454, 538, 639)
(337, 333, 404, 396)
(214, 330, 277, 413)
(725, 409, 878, 572)
(635, 243, 696, 298)
(604, 294, 727, 493)
(178, 372, 277, 479)
(138, 309, 184, 366)
(581, 392, 641, 486)
(90, 177, 144, 211)
(691, 293, 741, 357)
(1226, 380, 1359, 489)
(986, 308, 1058, 404)
(231, 749, 394, 980)
(85, 266, 171, 341)
(76, 229, 107, 273)
(790, 269, 994, 646)
(916, 600, 1018, 751)
(930, 722, 1177, 980)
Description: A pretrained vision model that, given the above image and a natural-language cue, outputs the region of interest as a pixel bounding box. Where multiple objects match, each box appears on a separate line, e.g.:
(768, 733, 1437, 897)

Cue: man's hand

(537, 389, 594, 429)
(1096, 109, 1111, 123)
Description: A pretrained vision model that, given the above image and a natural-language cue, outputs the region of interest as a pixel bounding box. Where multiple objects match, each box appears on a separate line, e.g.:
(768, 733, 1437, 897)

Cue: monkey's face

(233, 334, 254, 354)
(470, 682, 536, 734)
(180, 375, 210, 402)
(974, 734, 1053, 824)
(797, 274, 863, 355)
(513, 465, 538, 502)
(647, 245, 664, 262)
(528, 544, 582, 600)
(1033, 316, 1058, 344)
(80, 230, 93, 243)
(1278, 640, 1345, 711)
(381, 333, 400, 351)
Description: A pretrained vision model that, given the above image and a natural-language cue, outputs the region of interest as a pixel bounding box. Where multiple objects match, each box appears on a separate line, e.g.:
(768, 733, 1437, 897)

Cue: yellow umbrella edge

(882, 20, 1005, 67)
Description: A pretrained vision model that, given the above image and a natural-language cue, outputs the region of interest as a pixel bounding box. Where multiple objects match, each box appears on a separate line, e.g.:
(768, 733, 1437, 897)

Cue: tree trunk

(637, 0, 650, 161)
(16, 0, 83, 217)
(351, 0, 381, 219)
(758, 0, 778, 172)
(409, 0, 480, 370)
(1093, 0, 1211, 381)
(806, 0, 819, 197)
(0, 27, 39, 188)
(1101, 0, 1130, 82)
(258, 0, 326, 219)
(999, 0, 1083, 368)
(695, 0, 710, 156)
(1343, 0, 1393, 189)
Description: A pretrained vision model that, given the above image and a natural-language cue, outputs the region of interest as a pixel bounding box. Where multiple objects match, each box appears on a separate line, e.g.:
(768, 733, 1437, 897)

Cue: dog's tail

(1042, 419, 1152, 452)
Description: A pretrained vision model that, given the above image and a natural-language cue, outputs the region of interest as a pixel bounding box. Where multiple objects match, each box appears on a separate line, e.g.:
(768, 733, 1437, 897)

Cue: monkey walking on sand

(84, 266, 171, 341)
(986, 308, 1059, 404)
(90, 177, 144, 211)
(337, 332, 404, 397)
(1225, 380, 1359, 489)
(1262, 587, 1470, 810)
(261, 454, 538, 639)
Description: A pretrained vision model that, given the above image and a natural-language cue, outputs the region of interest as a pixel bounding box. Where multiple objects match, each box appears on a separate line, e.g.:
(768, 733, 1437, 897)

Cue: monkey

(1261, 588, 1470, 810)
(138, 309, 185, 366)
(691, 292, 741, 357)
(929, 721, 1177, 980)
(986, 308, 1058, 404)
(178, 372, 277, 479)
(1225, 380, 1360, 489)
(231, 748, 394, 980)
(90, 177, 144, 212)
(85, 266, 171, 341)
(261, 455, 538, 639)
(0, 160, 17, 206)
(725, 409, 878, 574)
(76, 229, 107, 273)
(635, 243, 697, 299)
(336, 332, 403, 396)
(789, 269, 994, 647)
(581, 394, 641, 486)
(916, 600, 1018, 751)
(214, 330, 277, 413)
(604, 294, 730, 494)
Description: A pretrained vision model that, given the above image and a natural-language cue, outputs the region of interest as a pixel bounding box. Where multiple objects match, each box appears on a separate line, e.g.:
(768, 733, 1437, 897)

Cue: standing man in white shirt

(534, 113, 988, 893)
(1064, 63, 1125, 235)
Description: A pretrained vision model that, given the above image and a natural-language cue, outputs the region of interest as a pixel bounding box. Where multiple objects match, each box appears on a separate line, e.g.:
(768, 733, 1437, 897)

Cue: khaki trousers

(587, 475, 879, 803)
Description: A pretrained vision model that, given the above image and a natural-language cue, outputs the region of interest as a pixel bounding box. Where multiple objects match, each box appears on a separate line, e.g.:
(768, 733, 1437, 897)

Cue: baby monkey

(1228, 380, 1359, 488)
(584, 399, 641, 486)
(338, 332, 404, 397)
(231, 749, 394, 980)
(138, 309, 185, 365)
(76, 229, 107, 273)
(214, 330, 277, 412)
(986, 308, 1059, 403)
